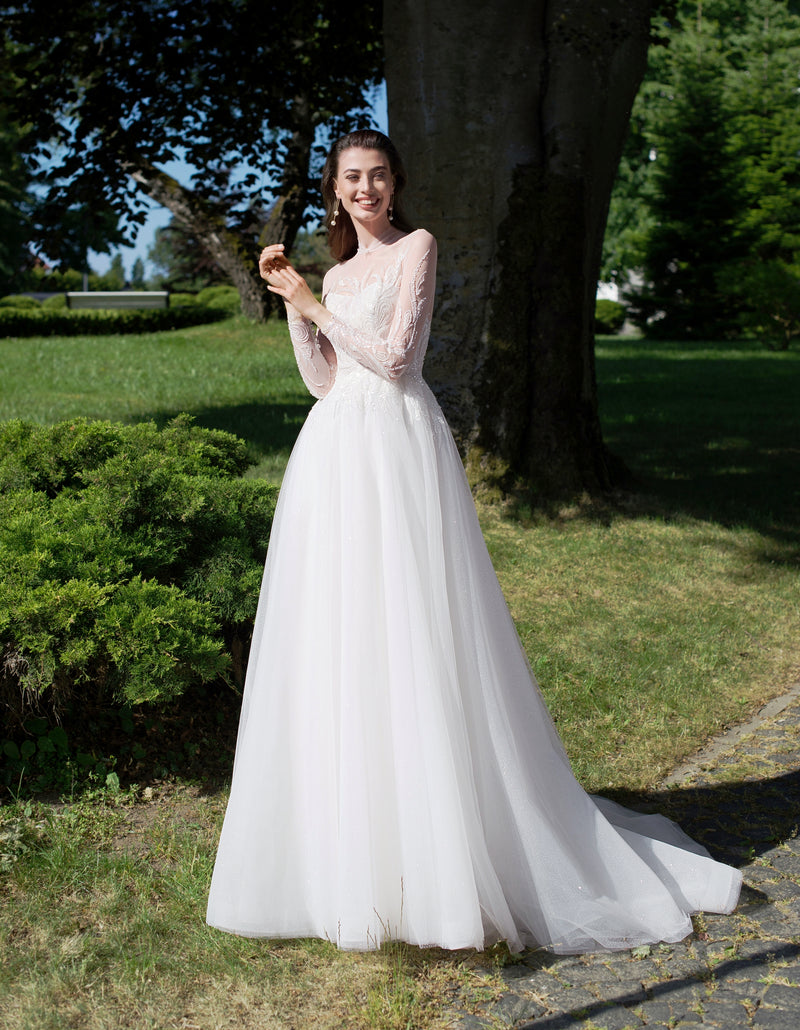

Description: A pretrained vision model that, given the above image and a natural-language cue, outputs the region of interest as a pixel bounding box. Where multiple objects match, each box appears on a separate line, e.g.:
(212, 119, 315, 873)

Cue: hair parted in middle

(321, 129, 414, 262)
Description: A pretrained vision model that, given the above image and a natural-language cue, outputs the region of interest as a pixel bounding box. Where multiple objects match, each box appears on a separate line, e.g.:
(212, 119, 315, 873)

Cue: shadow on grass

(593, 338, 800, 549)
(136, 399, 312, 469)
(21, 682, 244, 802)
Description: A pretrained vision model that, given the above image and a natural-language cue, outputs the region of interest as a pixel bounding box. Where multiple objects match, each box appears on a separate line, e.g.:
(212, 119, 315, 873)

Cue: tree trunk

(126, 157, 272, 320)
(384, 0, 654, 499)
(259, 95, 316, 257)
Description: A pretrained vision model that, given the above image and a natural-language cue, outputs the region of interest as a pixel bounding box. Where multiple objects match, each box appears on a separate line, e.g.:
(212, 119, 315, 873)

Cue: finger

(260, 249, 283, 262)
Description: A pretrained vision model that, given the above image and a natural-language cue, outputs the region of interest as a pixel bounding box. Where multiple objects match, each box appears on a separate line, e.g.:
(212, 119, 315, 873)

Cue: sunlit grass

(1, 323, 798, 788)
(483, 507, 798, 790)
(0, 315, 312, 484)
(0, 788, 499, 1030)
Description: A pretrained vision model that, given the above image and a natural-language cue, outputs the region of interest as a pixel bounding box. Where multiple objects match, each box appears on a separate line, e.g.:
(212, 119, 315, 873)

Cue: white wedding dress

(206, 229, 741, 953)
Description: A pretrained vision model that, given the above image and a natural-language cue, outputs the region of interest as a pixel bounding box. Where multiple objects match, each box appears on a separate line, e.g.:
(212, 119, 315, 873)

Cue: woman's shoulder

(399, 228, 437, 262)
(404, 227, 436, 248)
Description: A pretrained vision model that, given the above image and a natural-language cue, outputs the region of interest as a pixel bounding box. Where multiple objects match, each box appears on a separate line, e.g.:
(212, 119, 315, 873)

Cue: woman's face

(334, 148, 394, 230)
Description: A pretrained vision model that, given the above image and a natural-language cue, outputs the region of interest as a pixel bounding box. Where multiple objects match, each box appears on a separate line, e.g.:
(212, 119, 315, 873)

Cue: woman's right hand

(259, 244, 289, 284)
(258, 244, 329, 328)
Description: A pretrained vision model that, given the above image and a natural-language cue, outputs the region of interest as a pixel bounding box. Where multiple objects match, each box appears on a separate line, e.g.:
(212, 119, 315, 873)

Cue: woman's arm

(260, 233, 438, 383)
(286, 311, 337, 399)
(259, 245, 337, 399)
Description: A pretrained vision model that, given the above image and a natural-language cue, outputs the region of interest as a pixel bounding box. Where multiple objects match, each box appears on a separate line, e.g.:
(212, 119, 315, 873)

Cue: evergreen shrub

(594, 299, 626, 335)
(16, 267, 84, 292)
(0, 416, 277, 766)
(0, 305, 229, 337)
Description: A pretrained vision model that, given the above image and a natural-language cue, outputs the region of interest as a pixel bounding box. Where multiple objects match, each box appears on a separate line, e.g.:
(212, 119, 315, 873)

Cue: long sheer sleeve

(321, 230, 437, 382)
(287, 315, 337, 399)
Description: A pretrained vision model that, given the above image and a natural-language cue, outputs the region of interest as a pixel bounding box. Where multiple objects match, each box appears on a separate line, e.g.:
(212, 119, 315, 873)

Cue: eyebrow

(342, 165, 389, 173)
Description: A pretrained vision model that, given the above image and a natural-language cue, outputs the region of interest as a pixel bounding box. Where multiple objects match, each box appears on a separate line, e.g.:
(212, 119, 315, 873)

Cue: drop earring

(388, 195, 394, 222)
(331, 197, 340, 227)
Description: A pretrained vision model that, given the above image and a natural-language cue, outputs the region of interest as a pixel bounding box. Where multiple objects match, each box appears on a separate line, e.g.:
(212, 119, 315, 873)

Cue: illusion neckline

(357, 229, 406, 254)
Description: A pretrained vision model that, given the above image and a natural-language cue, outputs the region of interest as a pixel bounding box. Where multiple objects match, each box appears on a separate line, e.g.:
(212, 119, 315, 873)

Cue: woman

(206, 130, 741, 954)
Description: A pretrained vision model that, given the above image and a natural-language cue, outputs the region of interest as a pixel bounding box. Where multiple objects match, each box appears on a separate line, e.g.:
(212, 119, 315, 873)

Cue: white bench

(66, 291, 169, 310)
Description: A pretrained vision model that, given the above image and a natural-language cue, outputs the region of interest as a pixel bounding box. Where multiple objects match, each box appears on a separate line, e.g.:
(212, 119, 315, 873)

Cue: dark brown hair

(321, 130, 414, 262)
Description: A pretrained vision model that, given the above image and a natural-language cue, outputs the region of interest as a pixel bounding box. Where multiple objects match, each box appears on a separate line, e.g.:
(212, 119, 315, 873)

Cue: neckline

(356, 229, 405, 254)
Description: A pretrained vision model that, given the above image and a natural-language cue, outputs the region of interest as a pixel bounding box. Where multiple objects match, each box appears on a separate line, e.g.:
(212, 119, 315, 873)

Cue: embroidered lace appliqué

(287, 230, 437, 398)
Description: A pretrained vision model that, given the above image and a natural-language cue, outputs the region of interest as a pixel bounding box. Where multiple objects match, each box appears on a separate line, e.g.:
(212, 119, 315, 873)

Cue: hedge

(0, 294, 41, 310)
(195, 284, 240, 311)
(0, 305, 230, 338)
(0, 416, 277, 766)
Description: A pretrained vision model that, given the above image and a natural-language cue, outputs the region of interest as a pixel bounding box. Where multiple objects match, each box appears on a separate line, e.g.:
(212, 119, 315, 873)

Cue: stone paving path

(451, 685, 800, 1029)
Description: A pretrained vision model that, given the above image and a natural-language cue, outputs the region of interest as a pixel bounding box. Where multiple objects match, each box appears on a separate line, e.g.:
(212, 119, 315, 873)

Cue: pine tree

(727, 0, 800, 264)
(606, 1, 800, 340)
(629, 17, 748, 337)
(107, 253, 126, 289)
(131, 258, 146, 289)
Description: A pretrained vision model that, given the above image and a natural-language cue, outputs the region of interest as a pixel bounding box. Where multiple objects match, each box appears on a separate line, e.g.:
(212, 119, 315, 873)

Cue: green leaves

(0, 305, 230, 337)
(3, 0, 382, 255)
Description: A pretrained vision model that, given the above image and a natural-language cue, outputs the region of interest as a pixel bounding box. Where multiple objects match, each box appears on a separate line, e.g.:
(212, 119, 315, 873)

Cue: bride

(206, 129, 741, 954)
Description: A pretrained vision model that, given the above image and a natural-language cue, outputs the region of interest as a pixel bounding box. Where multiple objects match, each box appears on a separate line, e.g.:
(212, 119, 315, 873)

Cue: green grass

(596, 337, 800, 537)
(1, 321, 799, 1028)
(1, 323, 798, 787)
(0, 315, 313, 483)
(0, 786, 499, 1030)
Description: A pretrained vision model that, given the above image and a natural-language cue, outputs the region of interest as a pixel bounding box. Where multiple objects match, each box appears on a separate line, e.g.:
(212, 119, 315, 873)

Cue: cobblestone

(449, 683, 800, 1029)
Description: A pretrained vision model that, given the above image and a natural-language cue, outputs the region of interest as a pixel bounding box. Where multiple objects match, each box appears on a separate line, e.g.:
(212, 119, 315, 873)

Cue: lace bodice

(287, 229, 437, 398)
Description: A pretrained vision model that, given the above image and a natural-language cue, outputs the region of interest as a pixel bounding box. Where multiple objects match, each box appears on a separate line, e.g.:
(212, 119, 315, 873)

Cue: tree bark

(384, 0, 654, 499)
(258, 95, 316, 255)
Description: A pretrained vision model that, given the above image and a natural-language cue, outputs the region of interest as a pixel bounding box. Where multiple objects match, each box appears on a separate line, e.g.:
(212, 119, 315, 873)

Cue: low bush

(195, 284, 240, 312)
(14, 267, 84, 293)
(0, 305, 230, 338)
(0, 295, 41, 310)
(41, 294, 68, 310)
(168, 292, 201, 307)
(0, 416, 277, 789)
(594, 298, 626, 335)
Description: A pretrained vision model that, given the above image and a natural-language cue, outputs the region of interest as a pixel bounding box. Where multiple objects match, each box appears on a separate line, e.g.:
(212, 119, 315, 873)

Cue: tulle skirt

(206, 367, 741, 953)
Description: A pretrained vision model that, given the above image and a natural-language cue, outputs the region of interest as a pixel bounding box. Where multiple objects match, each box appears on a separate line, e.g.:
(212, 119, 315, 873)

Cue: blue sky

(92, 83, 388, 278)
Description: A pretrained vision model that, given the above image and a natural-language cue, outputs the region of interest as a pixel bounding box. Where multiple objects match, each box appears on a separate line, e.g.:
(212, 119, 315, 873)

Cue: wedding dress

(206, 229, 741, 953)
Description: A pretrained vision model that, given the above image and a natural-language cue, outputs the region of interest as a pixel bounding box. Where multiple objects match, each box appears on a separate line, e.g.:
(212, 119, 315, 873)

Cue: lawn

(1, 321, 798, 1029)
(0, 315, 310, 484)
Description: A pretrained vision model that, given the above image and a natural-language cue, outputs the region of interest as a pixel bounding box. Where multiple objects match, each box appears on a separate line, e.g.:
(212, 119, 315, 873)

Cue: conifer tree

(630, 19, 748, 337)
